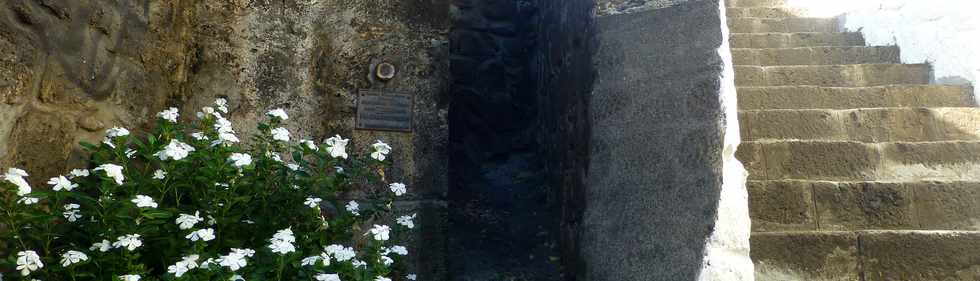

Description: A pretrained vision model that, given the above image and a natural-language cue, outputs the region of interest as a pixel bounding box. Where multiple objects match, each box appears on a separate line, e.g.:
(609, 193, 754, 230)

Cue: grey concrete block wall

(583, 0, 754, 280)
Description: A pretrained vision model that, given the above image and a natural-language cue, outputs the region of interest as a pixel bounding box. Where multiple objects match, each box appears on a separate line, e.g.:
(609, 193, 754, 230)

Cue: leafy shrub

(0, 99, 417, 281)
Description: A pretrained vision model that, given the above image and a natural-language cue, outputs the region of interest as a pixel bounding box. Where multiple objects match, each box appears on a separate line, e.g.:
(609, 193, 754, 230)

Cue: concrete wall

(785, 0, 980, 102)
(0, 0, 448, 277)
(582, 0, 754, 280)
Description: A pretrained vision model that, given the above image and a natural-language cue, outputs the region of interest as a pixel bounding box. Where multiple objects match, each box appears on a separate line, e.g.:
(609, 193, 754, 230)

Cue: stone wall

(582, 0, 754, 280)
(0, 0, 449, 277)
(448, 0, 595, 279)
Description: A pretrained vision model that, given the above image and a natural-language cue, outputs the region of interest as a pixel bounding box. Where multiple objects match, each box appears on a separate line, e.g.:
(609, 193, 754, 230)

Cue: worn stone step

(727, 7, 804, 19)
(733, 46, 900, 66)
(727, 0, 786, 8)
(730, 17, 839, 33)
(738, 85, 974, 110)
(731, 32, 866, 48)
(752, 231, 980, 281)
(735, 64, 931, 87)
(749, 180, 980, 232)
(740, 107, 980, 142)
(737, 140, 980, 181)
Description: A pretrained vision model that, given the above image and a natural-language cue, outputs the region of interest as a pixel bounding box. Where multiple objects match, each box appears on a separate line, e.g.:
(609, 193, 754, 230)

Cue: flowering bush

(0, 99, 418, 281)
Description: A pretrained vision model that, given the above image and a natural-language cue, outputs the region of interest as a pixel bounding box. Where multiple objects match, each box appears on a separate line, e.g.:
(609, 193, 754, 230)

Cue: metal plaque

(355, 90, 414, 132)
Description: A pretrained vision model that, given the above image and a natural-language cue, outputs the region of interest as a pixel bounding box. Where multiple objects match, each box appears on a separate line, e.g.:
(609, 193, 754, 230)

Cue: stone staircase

(728, 0, 980, 280)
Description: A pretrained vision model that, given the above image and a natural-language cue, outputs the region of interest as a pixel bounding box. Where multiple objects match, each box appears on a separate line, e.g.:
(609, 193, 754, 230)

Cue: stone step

(727, 0, 786, 8)
(736, 140, 980, 181)
(740, 107, 980, 142)
(735, 64, 932, 87)
(729, 17, 839, 33)
(733, 46, 900, 66)
(738, 85, 974, 110)
(727, 7, 804, 19)
(752, 231, 980, 281)
(731, 32, 865, 48)
(749, 180, 980, 232)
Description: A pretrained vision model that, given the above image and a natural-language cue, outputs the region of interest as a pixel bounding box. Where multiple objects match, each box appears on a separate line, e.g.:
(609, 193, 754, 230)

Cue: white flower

(315, 274, 341, 281)
(176, 212, 203, 230)
(125, 148, 137, 159)
(388, 245, 408, 256)
(16, 250, 43, 276)
(371, 140, 392, 161)
(228, 153, 252, 167)
(68, 169, 90, 178)
(186, 228, 216, 242)
(301, 256, 320, 266)
(106, 127, 130, 138)
(17, 197, 38, 205)
(4, 168, 31, 196)
(167, 254, 200, 277)
(61, 250, 88, 267)
(191, 132, 208, 141)
(267, 152, 283, 163)
(397, 213, 416, 229)
(214, 117, 233, 132)
(345, 200, 360, 216)
(389, 182, 407, 196)
(131, 195, 158, 208)
(375, 277, 391, 281)
(119, 274, 141, 281)
(352, 259, 367, 268)
(380, 256, 394, 266)
(324, 245, 356, 262)
(369, 225, 391, 241)
(215, 98, 229, 113)
(301, 139, 318, 151)
(268, 239, 295, 255)
(270, 127, 290, 142)
(234, 248, 256, 257)
(90, 240, 112, 252)
(407, 274, 417, 280)
(267, 108, 288, 120)
(158, 107, 179, 123)
(229, 275, 244, 281)
(286, 163, 301, 171)
(268, 228, 296, 255)
(217, 132, 240, 144)
(153, 169, 167, 180)
(219, 251, 248, 271)
(156, 139, 196, 161)
(63, 204, 82, 222)
(335, 166, 345, 174)
(94, 164, 125, 185)
(324, 135, 349, 159)
(46, 175, 77, 192)
(113, 234, 143, 251)
(304, 197, 322, 208)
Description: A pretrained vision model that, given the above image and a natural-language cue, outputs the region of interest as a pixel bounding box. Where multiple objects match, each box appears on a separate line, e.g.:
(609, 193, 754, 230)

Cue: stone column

(581, 0, 754, 280)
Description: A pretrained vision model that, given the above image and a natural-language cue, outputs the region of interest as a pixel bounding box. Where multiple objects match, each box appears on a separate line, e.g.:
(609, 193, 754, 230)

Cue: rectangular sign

(355, 90, 413, 132)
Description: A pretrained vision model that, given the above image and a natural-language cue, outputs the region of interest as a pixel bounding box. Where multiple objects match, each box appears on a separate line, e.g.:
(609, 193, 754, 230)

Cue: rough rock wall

(448, 0, 595, 279)
(0, 0, 449, 277)
(583, 0, 753, 280)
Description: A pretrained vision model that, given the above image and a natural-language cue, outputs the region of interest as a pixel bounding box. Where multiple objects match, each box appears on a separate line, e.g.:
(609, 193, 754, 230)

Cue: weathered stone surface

(752, 232, 860, 281)
(729, 17, 839, 33)
(730, 32, 866, 49)
(585, 0, 752, 280)
(735, 64, 932, 87)
(748, 180, 818, 231)
(861, 231, 980, 280)
(813, 182, 915, 230)
(732, 46, 900, 66)
(741, 107, 980, 142)
(737, 85, 974, 110)
(910, 181, 980, 230)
